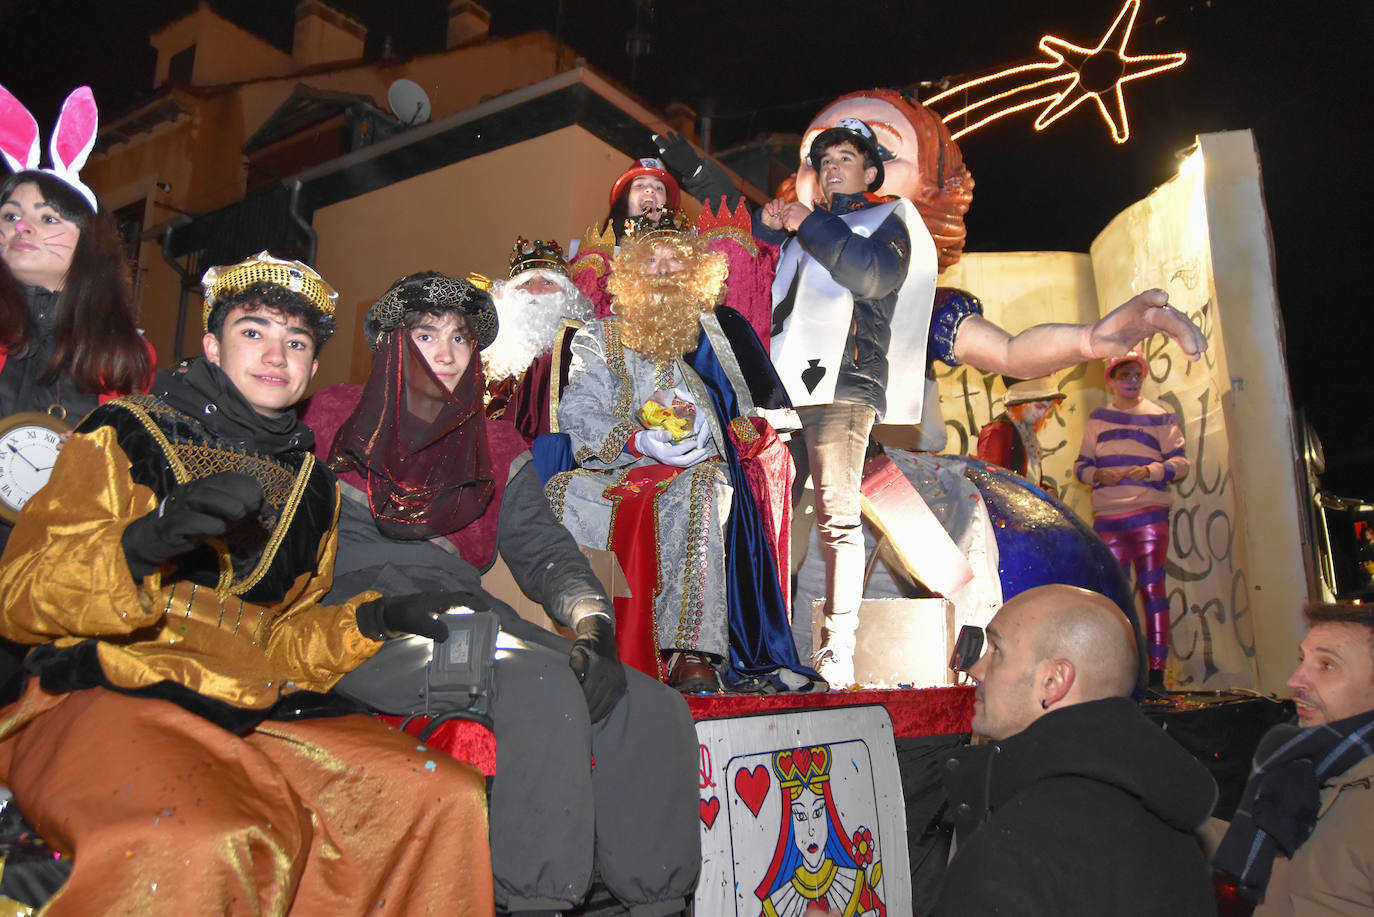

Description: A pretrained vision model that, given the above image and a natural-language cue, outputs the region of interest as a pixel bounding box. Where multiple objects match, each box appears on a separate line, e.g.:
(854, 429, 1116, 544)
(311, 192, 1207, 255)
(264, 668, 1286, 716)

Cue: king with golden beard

(607, 233, 728, 362)
(547, 221, 816, 698)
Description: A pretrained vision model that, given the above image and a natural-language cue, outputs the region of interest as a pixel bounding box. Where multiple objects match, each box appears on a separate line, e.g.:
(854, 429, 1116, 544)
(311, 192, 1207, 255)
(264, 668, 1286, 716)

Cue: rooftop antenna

(386, 79, 432, 126)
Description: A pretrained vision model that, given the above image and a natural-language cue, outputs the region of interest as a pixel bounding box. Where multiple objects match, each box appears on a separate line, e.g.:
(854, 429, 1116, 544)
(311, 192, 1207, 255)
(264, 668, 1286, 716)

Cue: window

(168, 45, 195, 85)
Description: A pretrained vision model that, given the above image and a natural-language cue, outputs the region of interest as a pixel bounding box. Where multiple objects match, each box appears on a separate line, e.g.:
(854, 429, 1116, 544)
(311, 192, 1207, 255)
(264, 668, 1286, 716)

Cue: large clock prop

(0, 409, 72, 523)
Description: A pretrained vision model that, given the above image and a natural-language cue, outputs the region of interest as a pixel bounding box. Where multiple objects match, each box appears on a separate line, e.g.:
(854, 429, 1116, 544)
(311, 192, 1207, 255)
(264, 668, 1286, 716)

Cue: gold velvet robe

(0, 394, 493, 915)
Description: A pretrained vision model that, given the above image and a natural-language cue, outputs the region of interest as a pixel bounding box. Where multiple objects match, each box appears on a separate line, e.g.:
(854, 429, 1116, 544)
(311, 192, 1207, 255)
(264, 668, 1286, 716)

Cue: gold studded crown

(622, 208, 692, 243)
(508, 237, 569, 278)
(200, 251, 337, 332)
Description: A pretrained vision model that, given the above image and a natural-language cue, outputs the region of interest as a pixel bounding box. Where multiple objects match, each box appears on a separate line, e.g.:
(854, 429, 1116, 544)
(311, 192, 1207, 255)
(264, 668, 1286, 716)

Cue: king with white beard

(482, 237, 593, 444)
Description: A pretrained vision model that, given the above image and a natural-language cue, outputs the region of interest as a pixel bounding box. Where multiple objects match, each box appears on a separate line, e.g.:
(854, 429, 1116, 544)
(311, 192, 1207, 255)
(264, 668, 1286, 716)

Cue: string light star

(923, 0, 1187, 144)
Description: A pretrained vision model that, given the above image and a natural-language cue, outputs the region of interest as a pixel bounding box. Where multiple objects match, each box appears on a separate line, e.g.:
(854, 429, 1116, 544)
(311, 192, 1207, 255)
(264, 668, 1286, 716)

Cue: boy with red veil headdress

(302, 271, 700, 915)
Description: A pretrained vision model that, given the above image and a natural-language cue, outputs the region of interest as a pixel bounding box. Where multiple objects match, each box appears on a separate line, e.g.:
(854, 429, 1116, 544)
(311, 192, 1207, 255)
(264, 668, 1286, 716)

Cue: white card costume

(769, 197, 938, 425)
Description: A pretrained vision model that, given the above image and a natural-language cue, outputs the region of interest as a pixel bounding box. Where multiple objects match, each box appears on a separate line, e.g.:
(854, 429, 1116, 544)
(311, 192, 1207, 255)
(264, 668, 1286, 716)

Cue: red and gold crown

(508, 237, 568, 278)
(772, 746, 832, 798)
(622, 208, 692, 242)
(696, 198, 752, 234)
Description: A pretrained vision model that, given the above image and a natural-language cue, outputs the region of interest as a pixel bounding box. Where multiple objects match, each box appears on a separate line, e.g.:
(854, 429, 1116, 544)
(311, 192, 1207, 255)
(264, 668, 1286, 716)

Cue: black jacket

(930, 697, 1218, 916)
(753, 193, 910, 416)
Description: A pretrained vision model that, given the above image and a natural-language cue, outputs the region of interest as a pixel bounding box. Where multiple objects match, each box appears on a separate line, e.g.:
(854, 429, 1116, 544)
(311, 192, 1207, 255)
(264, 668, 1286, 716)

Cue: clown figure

(976, 376, 1066, 487)
(1074, 351, 1188, 690)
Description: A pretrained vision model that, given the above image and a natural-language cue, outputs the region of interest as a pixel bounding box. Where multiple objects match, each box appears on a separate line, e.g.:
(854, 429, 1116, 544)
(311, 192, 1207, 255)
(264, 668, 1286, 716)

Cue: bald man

(930, 585, 1218, 916)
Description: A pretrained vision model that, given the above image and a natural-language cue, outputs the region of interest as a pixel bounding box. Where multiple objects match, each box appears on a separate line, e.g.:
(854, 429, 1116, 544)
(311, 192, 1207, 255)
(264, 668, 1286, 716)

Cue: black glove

(355, 591, 489, 642)
(568, 614, 627, 723)
(122, 472, 265, 580)
(653, 131, 701, 179)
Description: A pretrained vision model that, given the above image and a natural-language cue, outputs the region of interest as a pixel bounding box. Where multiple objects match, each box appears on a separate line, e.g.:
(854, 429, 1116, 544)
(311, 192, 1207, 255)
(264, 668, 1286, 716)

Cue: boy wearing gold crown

(0, 253, 493, 914)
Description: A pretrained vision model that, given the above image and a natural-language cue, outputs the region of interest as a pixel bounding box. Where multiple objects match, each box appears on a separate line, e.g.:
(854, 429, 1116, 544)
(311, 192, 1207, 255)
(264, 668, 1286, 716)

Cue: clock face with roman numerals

(0, 412, 71, 523)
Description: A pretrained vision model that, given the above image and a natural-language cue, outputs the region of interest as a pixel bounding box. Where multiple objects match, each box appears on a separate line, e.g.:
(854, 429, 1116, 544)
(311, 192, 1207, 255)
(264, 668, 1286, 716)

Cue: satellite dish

(387, 79, 431, 126)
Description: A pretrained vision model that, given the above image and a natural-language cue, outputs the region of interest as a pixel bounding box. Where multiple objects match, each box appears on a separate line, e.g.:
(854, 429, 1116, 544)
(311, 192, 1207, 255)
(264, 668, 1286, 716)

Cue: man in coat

(1215, 602, 1374, 914)
(931, 584, 1218, 916)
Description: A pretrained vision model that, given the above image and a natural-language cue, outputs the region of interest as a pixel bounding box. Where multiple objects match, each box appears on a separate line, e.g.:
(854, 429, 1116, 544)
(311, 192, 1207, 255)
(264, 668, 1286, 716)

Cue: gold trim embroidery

(577, 420, 641, 466)
(110, 400, 316, 600)
(603, 318, 637, 421)
(547, 318, 585, 434)
(545, 470, 573, 519)
(652, 358, 674, 392)
(675, 462, 716, 648)
(730, 415, 760, 445)
(227, 453, 313, 599)
(119, 398, 190, 483)
(698, 225, 760, 257)
(545, 467, 603, 520)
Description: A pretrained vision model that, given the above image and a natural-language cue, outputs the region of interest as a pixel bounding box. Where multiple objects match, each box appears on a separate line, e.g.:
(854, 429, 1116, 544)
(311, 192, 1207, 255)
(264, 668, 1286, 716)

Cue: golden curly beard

(608, 237, 728, 362)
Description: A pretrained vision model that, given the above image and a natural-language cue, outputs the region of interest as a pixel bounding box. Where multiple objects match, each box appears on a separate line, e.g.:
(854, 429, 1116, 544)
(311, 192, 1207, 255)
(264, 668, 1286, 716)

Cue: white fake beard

(482, 285, 591, 381)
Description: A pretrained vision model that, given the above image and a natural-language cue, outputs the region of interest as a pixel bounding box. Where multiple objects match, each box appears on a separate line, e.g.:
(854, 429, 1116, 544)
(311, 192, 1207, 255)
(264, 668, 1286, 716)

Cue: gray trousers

(491, 618, 701, 914)
(327, 494, 700, 915)
(790, 403, 879, 626)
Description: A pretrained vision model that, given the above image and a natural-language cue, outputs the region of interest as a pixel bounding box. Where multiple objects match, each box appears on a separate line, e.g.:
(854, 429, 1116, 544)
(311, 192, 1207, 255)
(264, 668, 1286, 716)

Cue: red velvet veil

(328, 329, 493, 539)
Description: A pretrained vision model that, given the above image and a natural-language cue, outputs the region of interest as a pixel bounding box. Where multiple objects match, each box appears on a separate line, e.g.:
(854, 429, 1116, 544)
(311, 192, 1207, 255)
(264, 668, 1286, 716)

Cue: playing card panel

(695, 705, 911, 916)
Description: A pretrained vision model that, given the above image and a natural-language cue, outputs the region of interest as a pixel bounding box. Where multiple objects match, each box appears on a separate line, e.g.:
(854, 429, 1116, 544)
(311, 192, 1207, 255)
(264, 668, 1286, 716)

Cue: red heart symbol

(734, 765, 771, 817)
(794, 747, 812, 774)
(700, 795, 720, 828)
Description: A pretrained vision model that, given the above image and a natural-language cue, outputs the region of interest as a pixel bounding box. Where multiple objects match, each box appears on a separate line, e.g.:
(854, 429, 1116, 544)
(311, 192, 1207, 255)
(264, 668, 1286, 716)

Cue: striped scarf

(1213, 709, 1374, 899)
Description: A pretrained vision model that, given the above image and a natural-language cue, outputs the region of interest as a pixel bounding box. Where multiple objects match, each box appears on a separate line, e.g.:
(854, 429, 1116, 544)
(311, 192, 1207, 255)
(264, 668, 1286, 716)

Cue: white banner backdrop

(929, 136, 1285, 689)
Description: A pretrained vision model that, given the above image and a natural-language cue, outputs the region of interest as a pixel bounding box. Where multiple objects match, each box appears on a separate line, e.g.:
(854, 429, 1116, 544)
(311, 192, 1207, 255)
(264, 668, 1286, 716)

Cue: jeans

(791, 404, 878, 638)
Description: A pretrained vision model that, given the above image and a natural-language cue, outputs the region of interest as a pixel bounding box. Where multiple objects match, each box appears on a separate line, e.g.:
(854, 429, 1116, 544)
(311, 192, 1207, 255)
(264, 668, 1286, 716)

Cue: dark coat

(930, 696, 1219, 917)
(753, 192, 910, 416)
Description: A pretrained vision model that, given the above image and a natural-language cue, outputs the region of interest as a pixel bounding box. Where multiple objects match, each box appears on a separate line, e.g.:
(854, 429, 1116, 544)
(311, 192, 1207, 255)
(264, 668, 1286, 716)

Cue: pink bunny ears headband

(0, 84, 99, 212)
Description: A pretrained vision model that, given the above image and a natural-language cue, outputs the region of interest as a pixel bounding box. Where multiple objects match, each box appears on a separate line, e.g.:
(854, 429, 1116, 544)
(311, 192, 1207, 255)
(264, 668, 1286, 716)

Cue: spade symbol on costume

(801, 359, 826, 394)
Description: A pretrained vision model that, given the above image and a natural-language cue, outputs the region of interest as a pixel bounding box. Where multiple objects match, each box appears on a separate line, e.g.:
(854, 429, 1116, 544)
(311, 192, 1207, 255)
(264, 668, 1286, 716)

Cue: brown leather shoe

(666, 651, 721, 694)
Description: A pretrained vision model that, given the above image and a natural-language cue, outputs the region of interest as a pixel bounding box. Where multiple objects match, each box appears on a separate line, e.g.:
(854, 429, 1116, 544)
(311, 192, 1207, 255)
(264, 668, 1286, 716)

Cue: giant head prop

(793, 89, 974, 272)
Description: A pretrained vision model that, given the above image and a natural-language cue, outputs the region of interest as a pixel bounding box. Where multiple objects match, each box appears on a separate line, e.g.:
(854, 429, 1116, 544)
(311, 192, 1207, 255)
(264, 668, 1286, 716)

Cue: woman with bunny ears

(0, 86, 153, 458)
(0, 86, 153, 703)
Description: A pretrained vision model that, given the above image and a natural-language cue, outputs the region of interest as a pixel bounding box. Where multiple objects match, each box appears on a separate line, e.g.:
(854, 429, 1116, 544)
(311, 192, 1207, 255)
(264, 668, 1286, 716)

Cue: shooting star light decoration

(923, 0, 1186, 143)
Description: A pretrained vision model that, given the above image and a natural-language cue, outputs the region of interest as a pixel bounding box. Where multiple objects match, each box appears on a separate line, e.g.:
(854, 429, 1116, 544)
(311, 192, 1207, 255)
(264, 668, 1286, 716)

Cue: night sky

(3, 0, 1370, 491)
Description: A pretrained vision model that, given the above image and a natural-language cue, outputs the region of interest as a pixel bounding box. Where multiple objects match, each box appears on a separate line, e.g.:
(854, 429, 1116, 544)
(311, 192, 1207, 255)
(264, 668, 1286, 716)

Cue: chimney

(447, 1, 491, 49)
(293, 0, 366, 68)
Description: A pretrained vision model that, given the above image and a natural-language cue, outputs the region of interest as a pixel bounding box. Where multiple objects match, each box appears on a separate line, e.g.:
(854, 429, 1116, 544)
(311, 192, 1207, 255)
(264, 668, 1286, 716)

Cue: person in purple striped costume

(1074, 351, 1188, 691)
